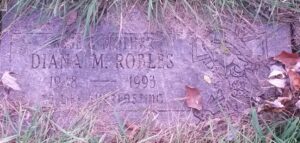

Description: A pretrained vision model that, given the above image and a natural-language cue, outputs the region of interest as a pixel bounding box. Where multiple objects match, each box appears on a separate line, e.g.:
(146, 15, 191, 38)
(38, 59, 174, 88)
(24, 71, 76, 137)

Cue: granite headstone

(0, 7, 292, 121)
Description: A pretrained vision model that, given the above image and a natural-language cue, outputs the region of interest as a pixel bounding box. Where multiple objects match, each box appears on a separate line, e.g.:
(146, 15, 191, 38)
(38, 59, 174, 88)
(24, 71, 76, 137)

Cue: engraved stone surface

(0, 8, 292, 121)
(294, 22, 300, 50)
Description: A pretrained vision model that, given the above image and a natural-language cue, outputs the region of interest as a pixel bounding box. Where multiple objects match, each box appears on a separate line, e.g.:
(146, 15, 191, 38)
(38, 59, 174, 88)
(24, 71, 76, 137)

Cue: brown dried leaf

(261, 88, 293, 112)
(258, 105, 283, 113)
(185, 85, 202, 110)
(293, 62, 300, 72)
(287, 70, 300, 91)
(274, 51, 299, 68)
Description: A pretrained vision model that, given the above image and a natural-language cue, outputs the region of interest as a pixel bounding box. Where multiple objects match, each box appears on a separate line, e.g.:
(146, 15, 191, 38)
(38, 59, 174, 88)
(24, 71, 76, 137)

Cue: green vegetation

(1, 98, 300, 143)
(2, 0, 300, 36)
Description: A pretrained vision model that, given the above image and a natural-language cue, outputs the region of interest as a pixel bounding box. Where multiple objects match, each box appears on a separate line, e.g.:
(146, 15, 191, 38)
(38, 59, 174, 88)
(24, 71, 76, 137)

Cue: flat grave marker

(0, 8, 292, 121)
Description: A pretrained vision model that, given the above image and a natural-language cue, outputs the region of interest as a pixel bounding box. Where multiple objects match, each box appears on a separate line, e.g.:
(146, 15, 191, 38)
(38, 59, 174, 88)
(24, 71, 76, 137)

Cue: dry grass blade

(50, 118, 89, 142)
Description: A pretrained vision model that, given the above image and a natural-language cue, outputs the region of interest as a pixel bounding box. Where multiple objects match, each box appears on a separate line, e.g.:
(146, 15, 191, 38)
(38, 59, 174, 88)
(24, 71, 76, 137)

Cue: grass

(2, 0, 300, 36)
(249, 109, 300, 143)
(1, 0, 299, 53)
(1, 0, 300, 49)
(1, 0, 114, 38)
(0, 95, 300, 143)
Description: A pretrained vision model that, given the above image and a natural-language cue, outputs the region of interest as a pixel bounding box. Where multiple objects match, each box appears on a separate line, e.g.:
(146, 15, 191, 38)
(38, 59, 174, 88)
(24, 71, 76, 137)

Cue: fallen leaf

(268, 65, 286, 78)
(125, 122, 140, 139)
(203, 75, 212, 84)
(287, 70, 300, 91)
(295, 100, 300, 109)
(267, 79, 286, 88)
(261, 88, 293, 112)
(265, 100, 285, 108)
(66, 10, 77, 25)
(185, 85, 202, 110)
(293, 62, 300, 72)
(1, 71, 21, 91)
(282, 87, 294, 99)
(259, 104, 284, 113)
(274, 51, 299, 68)
(267, 65, 287, 88)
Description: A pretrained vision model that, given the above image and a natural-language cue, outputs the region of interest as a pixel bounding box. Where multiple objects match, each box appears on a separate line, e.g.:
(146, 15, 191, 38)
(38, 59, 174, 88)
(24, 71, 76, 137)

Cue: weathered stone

(293, 22, 300, 51)
(0, 7, 292, 122)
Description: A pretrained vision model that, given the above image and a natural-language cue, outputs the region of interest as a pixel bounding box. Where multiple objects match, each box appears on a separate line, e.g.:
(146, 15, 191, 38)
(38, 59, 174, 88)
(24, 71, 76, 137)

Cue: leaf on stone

(261, 88, 293, 112)
(293, 62, 300, 72)
(1, 71, 21, 91)
(265, 100, 285, 108)
(287, 70, 300, 91)
(295, 100, 300, 109)
(66, 10, 77, 25)
(203, 75, 212, 84)
(268, 65, 286, 78)
(267, 65, 287, 88)
(267, 79, 286, 88)
(274, 51, 299, 68)
(185, 85, 202, 110)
